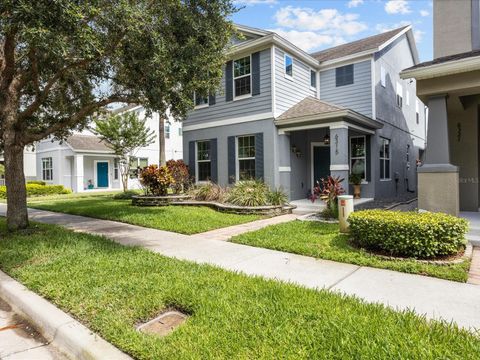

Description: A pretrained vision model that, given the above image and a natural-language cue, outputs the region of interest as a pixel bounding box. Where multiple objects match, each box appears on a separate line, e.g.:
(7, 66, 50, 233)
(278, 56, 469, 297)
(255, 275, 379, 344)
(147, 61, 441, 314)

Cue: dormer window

(285, 54, 293, 78)
(233, 55, 251, 98)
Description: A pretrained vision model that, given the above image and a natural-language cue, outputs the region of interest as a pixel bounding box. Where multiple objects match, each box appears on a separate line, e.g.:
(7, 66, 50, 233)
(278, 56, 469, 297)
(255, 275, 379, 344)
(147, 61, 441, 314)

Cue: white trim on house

(194, 140, 212, 184)
(400, 55, 480, 80)
(330, 164, 349, 171)
(278, 166, 291, 172)
(284, 53, 294, 80)
(319, 54, 373, 71)
(349, 135, 367, 182)
(233, 54, 253, 101)
(271, 45, 276, 116)
(183, 112, 274, 131)
(235, 134, 256, 181)
(371, 57, 376, 120)
(310, 141, 330, 190)
(277, 120, 377, 135)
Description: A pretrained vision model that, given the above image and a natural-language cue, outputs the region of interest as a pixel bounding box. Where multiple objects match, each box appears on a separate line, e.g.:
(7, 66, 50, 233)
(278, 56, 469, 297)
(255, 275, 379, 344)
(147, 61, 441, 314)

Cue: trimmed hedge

(27, 180, 46, 186)
(348, 210, 468, 259)
(0, 184, 71, 198)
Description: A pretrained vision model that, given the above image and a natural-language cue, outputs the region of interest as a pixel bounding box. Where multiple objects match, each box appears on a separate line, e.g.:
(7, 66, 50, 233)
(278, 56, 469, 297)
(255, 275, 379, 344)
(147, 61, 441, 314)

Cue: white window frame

(42, 157, 53, 181)
(379, 138, 391, 181)
(396, 82, 403, 108)
(165, 124, 170, 139)
(349, 136, 367, 182)
(284, 53, 293, 80)
(380, 66, 386, 87)
(193, 92, 209, 109)
(129, 157, 148, 179)
(195, 140, 211, 183)
(113, 158, 119, 180)
(236, 135, 256, 181)
(310, 69, 317, 90)
(233, 54, 252, 100)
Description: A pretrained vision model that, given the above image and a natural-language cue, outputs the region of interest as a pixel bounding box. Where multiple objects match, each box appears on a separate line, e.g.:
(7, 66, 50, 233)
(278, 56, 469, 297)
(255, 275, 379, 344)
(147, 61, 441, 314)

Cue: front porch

(68, 154, 122, 192)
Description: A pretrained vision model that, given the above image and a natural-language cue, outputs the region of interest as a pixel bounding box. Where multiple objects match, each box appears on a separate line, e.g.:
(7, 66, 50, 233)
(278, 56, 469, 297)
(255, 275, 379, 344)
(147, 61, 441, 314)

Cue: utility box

(338, 195, 354, 233)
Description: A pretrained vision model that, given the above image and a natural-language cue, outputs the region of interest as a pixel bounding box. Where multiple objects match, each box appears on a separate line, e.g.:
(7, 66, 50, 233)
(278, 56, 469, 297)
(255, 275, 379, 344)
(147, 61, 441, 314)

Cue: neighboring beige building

(401, 0, 480, 215)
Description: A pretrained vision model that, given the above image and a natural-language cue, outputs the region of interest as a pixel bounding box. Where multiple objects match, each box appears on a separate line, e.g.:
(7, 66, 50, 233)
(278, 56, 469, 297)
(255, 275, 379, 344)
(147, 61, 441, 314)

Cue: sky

(231, 0, 433, 61)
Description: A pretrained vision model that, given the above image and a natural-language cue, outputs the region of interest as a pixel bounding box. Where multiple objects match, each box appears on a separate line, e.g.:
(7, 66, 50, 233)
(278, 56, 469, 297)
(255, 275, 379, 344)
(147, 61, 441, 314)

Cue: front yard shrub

(0, 184, 71, 198)
(166, 159, 191, 194)
(190, 182, 227, 202)
(27, 180, 46, 186)
(139, 165, 175, 196)
(112, 190, 140, 200)
(227, 180, 268, 207)
(310, 176, 345, 216)
(349, 210, 468, 258)
(267, 188, 288, 206)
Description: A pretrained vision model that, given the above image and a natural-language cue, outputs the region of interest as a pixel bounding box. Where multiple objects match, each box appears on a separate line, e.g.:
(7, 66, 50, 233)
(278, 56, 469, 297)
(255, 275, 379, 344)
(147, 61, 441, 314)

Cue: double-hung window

(336, 64, 354, 87)
(396, 82, 403, 108)
(350, 136, 366, 181)
(194, 92, 209, 108)
(237, 135, 256, 180)
(196, 140, 211, 182)
(380, 138, 391, 180)
(285, 54, 293, 78)
(165, 124, 170, 139)
(129, 157, 148, 178)
(114, 158, 119, 180)
(42, 157, 53, 181)
(233, 56, 251, 98)
(310, 70, 316, 88)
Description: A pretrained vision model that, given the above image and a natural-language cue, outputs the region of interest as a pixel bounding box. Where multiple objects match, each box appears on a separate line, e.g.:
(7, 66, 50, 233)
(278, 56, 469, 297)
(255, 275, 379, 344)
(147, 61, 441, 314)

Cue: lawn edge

(0, 269, 132, 360)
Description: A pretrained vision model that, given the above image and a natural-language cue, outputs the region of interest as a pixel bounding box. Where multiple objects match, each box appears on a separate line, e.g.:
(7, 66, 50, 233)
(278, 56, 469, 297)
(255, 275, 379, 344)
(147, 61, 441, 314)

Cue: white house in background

(34, 105, 183, 192)
(0, 147, 37, 185)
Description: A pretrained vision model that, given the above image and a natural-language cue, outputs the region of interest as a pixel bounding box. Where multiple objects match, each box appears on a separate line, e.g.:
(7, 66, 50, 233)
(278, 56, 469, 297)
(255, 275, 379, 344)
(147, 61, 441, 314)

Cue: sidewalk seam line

(327, 266, 362, 290)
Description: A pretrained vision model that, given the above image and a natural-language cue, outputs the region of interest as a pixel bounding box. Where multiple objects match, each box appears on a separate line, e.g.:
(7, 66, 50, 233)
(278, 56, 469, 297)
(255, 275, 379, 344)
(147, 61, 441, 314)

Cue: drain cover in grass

(137, 310, 188, 337)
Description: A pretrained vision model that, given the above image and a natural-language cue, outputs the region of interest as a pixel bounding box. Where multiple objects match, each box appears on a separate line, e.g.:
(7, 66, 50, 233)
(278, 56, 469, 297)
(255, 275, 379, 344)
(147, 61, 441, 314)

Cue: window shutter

(255, 132, 264, 180)
(210, 139, 218, 183)
(366, 136, 371, 182)
(188, 141, 196, 180)
(252, 52, 261, 96)
(225, 61, 233, 102)
(209, 94, 216, 106)
(228, 136, 236, 183)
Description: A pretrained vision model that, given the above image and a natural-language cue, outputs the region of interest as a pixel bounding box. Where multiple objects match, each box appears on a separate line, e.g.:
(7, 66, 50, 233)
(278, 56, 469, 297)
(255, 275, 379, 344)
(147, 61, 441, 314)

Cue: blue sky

(232, 0, 433, 61)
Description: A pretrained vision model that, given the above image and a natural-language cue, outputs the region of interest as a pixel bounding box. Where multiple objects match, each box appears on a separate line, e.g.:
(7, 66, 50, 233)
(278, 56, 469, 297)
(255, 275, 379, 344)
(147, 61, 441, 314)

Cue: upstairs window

(396, 82, 403, 108)
(165, 124, 170, 139)
(233, 56, 251, 98)
(194, 92, 209, 108)
(336, 64, 354, 87)
(380, 138, 391, 180)
(285, 54, 293, 78)
(42, 157, 53, 181)
(380, 66, 386, 87)
(237, 135, 256, 180)
(310, 70, 316, 88)
(196, 140, 211, 182)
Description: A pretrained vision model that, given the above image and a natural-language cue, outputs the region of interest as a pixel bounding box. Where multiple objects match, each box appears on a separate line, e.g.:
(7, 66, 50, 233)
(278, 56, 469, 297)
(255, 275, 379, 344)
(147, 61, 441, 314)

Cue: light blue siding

(274, 47, 317, 116)
(185, 48, 272, 126)
(319, 60, 372, 117)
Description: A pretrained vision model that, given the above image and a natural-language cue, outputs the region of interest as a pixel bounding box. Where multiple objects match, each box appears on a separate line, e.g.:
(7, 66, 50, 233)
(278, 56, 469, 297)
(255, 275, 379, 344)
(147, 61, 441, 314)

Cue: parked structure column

(73, 155, 84, 193)
(418, 95, 459, 215)
(329, 125, 349, 194)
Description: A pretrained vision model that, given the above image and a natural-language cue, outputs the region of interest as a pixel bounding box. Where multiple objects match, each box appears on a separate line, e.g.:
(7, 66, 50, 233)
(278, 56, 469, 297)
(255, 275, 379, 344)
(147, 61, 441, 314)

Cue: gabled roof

(310, 26, 410, 62)
(277, 97, 344, 121)
(66, 134, 113, 153)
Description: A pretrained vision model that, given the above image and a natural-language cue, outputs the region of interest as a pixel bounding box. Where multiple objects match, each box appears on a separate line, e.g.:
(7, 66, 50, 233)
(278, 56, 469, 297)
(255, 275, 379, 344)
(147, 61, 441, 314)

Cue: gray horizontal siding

(185, 48, 272, 126)
(275, 47, 317, 116)
(319, 60, 372, 118)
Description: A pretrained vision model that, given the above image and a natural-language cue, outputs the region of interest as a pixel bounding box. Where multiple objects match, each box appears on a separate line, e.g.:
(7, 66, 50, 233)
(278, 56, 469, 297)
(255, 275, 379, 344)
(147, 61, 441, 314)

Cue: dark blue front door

(97, 162, 109, 188)
(313, 146, 330, 185)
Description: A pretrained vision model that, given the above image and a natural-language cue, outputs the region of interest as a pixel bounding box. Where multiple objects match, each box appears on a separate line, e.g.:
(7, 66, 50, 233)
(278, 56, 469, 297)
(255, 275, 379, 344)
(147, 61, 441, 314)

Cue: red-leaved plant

(309, 176, 345, 215)
(166, 159, 191, 194)
(139, 165, 175, 196)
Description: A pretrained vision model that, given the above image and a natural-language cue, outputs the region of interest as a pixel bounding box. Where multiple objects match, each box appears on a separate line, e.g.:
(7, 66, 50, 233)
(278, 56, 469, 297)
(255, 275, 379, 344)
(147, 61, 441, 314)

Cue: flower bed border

(132, 195, 295, 216)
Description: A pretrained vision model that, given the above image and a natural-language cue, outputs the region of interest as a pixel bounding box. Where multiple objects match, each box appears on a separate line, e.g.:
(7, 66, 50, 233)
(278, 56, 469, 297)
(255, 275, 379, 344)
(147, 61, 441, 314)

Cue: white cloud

(347, 0, 364, 8)
(419, 10, 430, 17)
(384, 0, 411, 15)
(274, 6, 367, 36)
(269, 28, 346, 52)
(233, 0, 277, 5)
(376, 21, 424, 43)
(413, 29, 425, 43)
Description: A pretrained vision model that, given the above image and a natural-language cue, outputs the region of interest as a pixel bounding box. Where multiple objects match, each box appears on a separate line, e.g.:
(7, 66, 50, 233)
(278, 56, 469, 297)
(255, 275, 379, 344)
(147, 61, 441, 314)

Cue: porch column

(329, 125, 349, 194)
(73, 154, 84, 193)
(418, 95, 459, 215)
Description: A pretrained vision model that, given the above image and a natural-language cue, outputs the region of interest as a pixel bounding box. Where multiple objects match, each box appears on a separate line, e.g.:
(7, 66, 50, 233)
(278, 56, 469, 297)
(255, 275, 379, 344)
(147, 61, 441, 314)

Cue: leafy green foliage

(0, 184, 70, 198)
(139, 165, 175, 196)
(0, 164, 4, 176)
(166, 160, 191, 194)
(349, 210, 468, 258)
(26, 180, 46, 186)
(349, 173, 362, 185)
(227, 180, 268, 207)
(190, 182, 227, 202)
(266, 188, 288, 206)
(112, 190, 140, 200)
(231, 221, 470, 282)
(310, 176, 345, 216)
(1, 220, 478, 359)
(28, 196, 260, 234)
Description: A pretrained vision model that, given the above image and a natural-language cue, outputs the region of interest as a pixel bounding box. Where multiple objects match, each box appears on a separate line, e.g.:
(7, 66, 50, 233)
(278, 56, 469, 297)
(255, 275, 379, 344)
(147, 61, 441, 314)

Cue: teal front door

(97, 162, 109, 188)
(313, 146, 330, 186)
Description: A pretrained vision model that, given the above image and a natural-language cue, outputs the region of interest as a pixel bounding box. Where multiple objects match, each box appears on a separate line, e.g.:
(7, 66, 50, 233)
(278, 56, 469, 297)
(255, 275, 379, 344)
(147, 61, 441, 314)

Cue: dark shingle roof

(310, 26, 409, 62)
(66, 135, 113, 153)
(277, 97, 344, 121)
(404, 49, 480, 71)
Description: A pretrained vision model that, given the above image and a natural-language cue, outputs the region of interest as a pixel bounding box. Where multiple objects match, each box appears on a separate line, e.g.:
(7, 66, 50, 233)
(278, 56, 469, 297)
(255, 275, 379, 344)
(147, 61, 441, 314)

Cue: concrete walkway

(1, 205, 480, 332)
(0, 298, 66, 360)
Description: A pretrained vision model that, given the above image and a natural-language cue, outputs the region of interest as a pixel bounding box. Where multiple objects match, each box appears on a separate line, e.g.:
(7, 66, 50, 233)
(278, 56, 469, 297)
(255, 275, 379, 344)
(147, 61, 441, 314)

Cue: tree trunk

(159, 115, 166, 166)
(4, 141, 28, 230)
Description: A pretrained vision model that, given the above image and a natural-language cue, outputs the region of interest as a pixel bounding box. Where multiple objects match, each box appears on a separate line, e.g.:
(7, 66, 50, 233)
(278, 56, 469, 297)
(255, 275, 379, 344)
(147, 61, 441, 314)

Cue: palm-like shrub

(191, 182, 226, 202)
(267, 188, 288, 206)
(166, 160, 191, 194)
(227, 180, 269, 207)
(139, 165, 175, 196)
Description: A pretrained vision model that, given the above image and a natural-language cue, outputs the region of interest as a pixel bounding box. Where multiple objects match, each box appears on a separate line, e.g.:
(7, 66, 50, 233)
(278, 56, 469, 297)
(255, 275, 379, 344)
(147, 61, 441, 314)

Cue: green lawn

(231, 220, 470, 282)
(0, 220, 478, 359)
(27, 195, 262, 234)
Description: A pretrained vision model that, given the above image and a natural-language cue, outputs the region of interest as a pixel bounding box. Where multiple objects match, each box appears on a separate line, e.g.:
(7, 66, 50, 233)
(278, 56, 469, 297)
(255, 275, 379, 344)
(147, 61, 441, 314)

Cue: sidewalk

(1, 204, 480, 332)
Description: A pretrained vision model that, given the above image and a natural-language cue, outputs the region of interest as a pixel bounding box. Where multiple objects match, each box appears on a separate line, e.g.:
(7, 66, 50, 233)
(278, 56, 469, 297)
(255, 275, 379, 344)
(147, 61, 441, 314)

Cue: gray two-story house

(183, 24, 426, 201)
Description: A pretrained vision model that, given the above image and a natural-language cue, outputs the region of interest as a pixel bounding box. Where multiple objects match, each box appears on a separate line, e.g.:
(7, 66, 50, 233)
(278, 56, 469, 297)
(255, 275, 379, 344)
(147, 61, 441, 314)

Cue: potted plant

(349, 173, 362, 199)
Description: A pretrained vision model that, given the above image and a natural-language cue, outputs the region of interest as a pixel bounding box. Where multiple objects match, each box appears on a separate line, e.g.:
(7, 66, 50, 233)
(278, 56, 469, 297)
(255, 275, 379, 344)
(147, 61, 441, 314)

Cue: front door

(313, 146, 330, 186)
(96, 162, 109, 188)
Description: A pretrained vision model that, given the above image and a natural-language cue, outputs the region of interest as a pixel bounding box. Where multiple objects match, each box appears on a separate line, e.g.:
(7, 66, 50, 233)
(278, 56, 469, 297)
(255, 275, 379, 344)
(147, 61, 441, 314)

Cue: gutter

(400, 55, 480, 80)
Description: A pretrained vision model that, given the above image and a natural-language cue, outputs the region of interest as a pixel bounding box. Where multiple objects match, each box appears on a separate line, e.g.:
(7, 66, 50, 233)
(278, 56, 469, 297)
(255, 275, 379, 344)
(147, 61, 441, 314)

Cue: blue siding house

(183, 24, 426, 201)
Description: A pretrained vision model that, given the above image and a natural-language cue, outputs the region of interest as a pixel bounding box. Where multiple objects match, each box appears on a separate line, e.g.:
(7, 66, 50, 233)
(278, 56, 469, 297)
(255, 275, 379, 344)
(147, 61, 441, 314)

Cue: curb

(0, 270, 131, 360)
